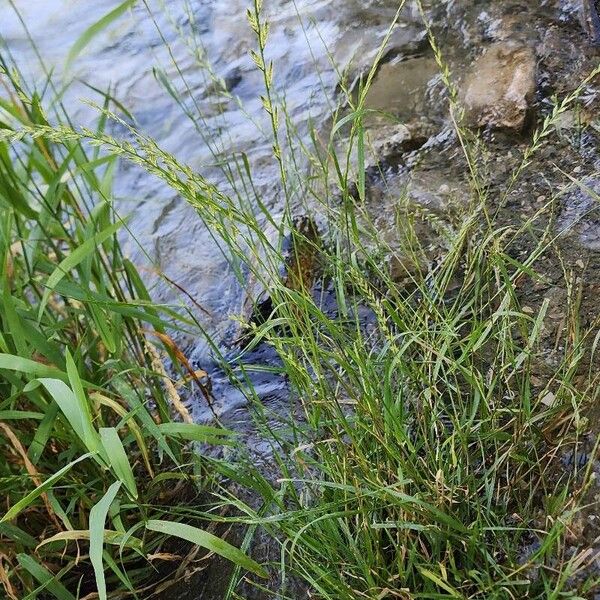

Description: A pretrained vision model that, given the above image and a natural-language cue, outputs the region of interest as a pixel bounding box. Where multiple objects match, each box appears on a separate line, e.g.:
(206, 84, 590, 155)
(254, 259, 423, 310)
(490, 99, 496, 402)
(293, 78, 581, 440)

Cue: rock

(364, 55, 439, 122)
(365, 120, 435, 169)
(558, 177, 600, 251)
(281, 216, 321, 294)
(363, 168, 468, 283)
(461, 41, 536, 131)
(581, 0, 600, 44)
(553, 107, 597, 133)
(235, 216, 321, 345)
(368, 124, 412, 160)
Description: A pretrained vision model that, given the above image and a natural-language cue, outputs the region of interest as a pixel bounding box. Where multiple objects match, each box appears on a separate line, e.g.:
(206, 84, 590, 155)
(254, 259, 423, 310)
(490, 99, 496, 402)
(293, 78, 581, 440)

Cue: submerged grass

(2, 0, 600, 598)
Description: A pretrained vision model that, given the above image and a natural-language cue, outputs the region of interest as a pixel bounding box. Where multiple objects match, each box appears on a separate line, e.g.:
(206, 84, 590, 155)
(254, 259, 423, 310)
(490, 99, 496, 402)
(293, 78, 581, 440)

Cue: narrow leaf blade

(1, 453, 93, 523)
(89, 481, 122, 600)
(100, 428, 137, 499)
(65, 0, 135, 70)
(146, 520, 267, 578)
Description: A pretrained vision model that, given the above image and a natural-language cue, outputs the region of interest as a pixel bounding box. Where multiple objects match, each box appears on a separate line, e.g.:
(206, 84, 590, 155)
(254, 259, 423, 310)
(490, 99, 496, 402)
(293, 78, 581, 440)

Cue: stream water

(2, 0, 423, 333)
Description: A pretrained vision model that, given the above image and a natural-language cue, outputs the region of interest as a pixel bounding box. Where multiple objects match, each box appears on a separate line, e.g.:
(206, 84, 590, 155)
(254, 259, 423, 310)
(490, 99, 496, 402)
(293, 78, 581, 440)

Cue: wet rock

(281, 216, 321, 293)
(368, 123, 412, 161)
(236, 216, 321, 345)
(362, 168, 468, 282)
(364, 54, 439, 122)
(366, 120, 435, 168)
(558, 177, 600, 250)
(581, 0, 600, 44)
(461, 41, 536, 131)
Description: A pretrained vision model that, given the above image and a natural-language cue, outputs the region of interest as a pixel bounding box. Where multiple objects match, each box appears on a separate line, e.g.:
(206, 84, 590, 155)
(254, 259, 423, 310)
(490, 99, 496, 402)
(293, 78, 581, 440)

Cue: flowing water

(2, 0, 422, 333)
(1, 0, 428, 428)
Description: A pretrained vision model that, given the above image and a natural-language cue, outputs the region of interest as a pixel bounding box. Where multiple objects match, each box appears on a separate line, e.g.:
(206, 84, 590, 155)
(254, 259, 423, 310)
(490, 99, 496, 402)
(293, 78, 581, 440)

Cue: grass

(1, 0, 600, 598)
(0, 55, 265, 599)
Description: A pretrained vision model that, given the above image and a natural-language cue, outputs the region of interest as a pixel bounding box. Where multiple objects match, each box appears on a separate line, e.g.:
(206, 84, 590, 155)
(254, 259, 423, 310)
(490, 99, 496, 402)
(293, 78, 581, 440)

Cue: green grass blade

(0, 354, 67, 381)
(146, 520, 268, 579)
(0, 410, 44, 420)
(65, 0, 136, 71)
(111, 377, 178, 464)
(38, 219, 124, 321)
(0, 523, 38, 548)
(100, 428, 137, 499)
(158, 422, 235, 444)
(101, 550, 137, 596)
(1, 277, 28, 356)
(89, 481, 122, 600)
(1, 453, 94, 523)
(17, 554, 76, 600)
(418, 567, 463, 598)
(28, 402, 59, 464)
(65, 350, 97, 437)
(36, 528, 142, 551)
(89, 304, 119, 354)
(38, 378, 101, 455)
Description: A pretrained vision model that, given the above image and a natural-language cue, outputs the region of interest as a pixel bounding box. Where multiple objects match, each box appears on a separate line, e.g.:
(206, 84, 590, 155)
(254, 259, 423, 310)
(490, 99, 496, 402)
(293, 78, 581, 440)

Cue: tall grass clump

(0, 61, 265, 599)
(2, 0, 600, 598)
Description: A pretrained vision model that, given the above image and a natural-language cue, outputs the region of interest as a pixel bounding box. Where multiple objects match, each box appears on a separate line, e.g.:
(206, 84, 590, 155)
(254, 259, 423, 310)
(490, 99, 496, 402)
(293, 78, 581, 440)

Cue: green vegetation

(1, 1, 600, 598)
(0, 60, 264, 598)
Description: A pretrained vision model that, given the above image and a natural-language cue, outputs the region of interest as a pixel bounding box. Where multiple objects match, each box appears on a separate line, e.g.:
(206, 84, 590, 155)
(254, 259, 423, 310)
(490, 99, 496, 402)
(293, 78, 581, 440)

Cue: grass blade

(38, 219, 124, 321)
(146, 520, 268, 578)
(0, 523, 37, 548)
(158, 422, 235, 444)
(28, 402, 59, 464)
(89, 481, 122, 600)
(36, 528, 142, 551)
(65, 350, 97, 439)
(65, 0, 136, 71)
(38, 378, 101, 455)
(99, 428, 137, 499)
(1, 453, 93, 523)
(17, 554, 75, 600)
(0, 354, 67, 381)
